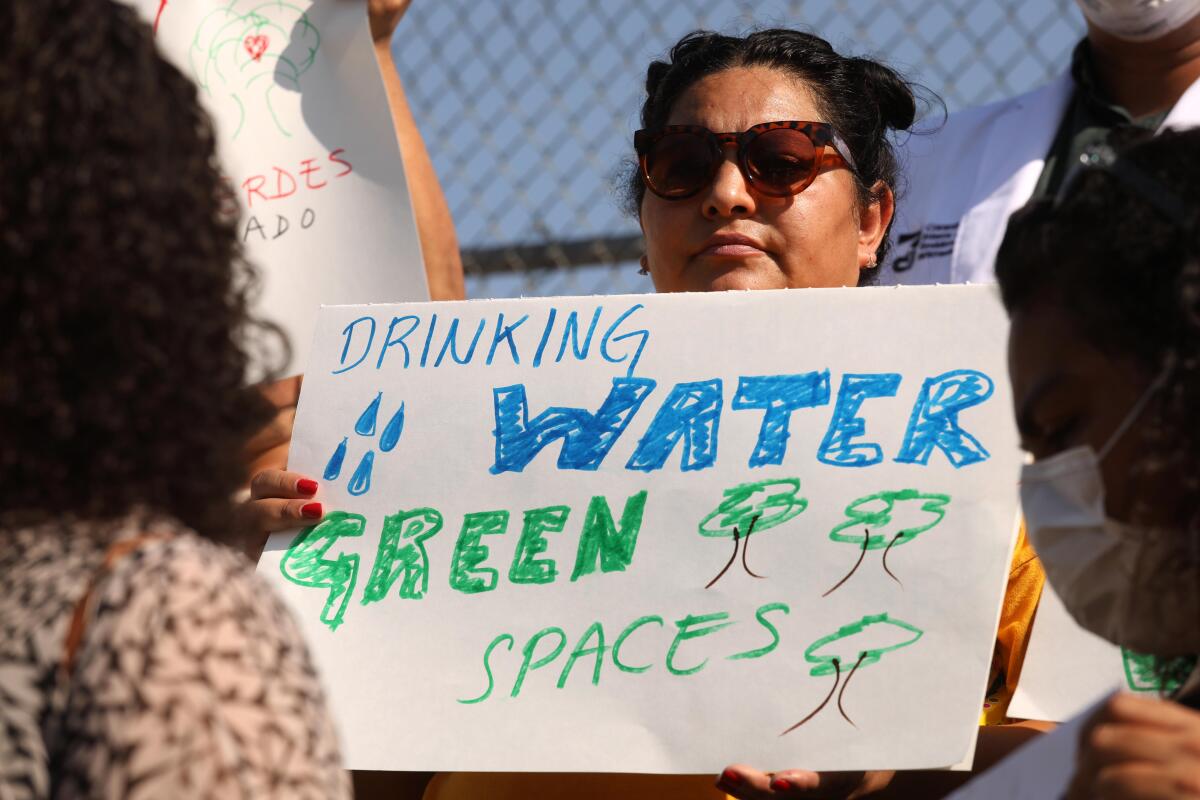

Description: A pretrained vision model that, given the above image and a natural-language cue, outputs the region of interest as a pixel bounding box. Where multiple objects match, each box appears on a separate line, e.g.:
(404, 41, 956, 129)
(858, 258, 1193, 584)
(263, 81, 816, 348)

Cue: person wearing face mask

(883, 0, 1200, 285)
(997, 128, 1200, 798)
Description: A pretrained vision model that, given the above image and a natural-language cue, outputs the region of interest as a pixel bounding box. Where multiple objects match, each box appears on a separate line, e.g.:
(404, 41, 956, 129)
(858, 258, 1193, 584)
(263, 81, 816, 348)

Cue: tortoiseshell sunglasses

(634, 120, 855, 200)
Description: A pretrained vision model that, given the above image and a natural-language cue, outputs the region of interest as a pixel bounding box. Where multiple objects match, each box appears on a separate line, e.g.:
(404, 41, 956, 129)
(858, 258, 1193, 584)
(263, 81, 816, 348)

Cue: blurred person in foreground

(993, 128, 1200, 799)
(0, 0, 349, 796)
(884, 0, 1200, 285)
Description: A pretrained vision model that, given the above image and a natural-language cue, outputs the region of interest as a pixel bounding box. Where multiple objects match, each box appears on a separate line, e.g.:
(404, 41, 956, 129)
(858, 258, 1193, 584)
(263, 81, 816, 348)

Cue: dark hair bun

(853, 57, 917, 131)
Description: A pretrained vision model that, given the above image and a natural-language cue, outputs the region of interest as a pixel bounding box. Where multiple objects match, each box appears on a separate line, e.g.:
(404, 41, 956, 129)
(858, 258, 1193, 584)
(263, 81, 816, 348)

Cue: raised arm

(368, 0, 466, 300)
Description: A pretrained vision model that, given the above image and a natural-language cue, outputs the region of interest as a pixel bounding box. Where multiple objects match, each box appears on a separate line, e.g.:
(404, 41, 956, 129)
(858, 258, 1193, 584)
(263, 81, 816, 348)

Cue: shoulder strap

(61, 532, 171, 675)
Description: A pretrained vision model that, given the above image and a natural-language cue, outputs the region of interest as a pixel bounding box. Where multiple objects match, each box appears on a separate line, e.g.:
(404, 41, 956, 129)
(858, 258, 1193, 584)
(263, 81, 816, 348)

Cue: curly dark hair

(624, 28, 927, 284)
(996, 127, 1200, 530)
(0, 0, 286, 539)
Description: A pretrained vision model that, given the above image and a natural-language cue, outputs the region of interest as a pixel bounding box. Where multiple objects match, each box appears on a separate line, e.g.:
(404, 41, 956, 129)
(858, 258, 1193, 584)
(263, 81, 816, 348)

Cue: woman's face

(638, 66, 892, 293)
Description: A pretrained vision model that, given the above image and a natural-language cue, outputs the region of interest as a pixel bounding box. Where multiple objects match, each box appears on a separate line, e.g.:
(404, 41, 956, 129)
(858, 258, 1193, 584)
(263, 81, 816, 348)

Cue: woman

(250, 28, 1047, 800)
(0, 0, 348, 796)
(995, 128, 1200, 799)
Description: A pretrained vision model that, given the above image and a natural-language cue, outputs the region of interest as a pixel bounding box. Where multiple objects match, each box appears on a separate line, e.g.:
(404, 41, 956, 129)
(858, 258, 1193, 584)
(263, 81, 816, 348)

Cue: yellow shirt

(980, 524, 1045, 725)
(423, 528, 1045, 800)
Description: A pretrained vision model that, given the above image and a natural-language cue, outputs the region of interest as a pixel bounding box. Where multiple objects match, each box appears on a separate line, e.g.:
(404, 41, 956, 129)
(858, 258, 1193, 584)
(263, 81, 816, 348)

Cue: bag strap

(62, 532, 171, 675)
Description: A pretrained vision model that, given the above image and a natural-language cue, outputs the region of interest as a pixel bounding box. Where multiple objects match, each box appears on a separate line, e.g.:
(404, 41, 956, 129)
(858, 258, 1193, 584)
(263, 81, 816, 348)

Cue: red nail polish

(720, 769, 742, 785)
(771, 778, 793, 791)
(297, 478, 318, 496)
(301, 502, 323, 519)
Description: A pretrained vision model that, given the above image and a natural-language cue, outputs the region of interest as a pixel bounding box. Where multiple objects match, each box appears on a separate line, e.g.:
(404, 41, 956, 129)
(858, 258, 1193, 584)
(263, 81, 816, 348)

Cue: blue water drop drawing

(355, 392, 383, 437)
(324, 437, 348, 480)
(347, 450, 375, 496)
(380, 403, 405, 453)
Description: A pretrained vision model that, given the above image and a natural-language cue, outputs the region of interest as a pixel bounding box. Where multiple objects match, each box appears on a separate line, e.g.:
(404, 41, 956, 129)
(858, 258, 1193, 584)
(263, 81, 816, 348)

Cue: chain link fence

(392, 0, 1085, 299)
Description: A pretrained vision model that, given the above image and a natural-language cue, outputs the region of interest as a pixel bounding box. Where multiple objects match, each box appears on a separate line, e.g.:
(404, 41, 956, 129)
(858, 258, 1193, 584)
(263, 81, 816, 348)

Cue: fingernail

(771, 778, 793, 791)
(301, 502, 323, 519)
(719, 769, 742, 786)
(297, 478, 319, 496)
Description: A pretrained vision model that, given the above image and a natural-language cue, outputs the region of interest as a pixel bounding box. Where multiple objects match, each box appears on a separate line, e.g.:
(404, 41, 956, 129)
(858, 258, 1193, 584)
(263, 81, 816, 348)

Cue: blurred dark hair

(0, 0, 286, 538)
(996, 127, 1200, 525)
(625, 28, 928, 283)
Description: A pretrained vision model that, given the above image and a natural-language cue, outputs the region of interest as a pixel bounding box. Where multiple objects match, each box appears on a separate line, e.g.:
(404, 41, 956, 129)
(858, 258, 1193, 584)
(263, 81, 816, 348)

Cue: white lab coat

(881, 71, 1200, 285)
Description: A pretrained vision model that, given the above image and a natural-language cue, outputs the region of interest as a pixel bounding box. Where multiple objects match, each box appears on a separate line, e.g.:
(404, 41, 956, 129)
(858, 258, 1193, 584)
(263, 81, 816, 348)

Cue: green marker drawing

(1122, 648, 1194, 694)
(189, 2, 321, 140)
(823, 490, 950, 596)
(361, 507, 443, 603)
(279, 511, 365, 631)
(698, 478, 808, 588)
(781, 612, 923, 734)
(458, 633, 514, 705)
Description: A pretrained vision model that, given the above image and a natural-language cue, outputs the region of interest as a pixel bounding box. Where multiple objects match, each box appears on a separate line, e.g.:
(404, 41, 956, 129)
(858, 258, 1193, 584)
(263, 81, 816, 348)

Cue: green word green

(280, 491, 648, 631)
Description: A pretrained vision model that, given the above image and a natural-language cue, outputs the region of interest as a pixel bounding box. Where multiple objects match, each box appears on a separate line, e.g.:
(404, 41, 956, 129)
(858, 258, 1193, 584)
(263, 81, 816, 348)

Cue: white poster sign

(259, 285, 1023, 773)
(1009, 588, 1181, 722)
(130, 0, 428, 371)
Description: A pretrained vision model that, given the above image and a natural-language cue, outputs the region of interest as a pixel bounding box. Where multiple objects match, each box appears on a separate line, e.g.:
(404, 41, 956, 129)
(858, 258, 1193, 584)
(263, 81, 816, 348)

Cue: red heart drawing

(243, 34, 269, 62)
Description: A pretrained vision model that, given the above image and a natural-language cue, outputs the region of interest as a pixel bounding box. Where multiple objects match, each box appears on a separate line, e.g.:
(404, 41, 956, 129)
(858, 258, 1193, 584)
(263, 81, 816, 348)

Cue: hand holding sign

(1066, 693, 1200, 800)
(364, 0, 413, 43)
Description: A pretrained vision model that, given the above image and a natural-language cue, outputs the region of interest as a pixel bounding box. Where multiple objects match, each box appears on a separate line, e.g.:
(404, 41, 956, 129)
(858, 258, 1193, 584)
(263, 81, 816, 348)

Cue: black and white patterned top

(0, 517, 351, 799)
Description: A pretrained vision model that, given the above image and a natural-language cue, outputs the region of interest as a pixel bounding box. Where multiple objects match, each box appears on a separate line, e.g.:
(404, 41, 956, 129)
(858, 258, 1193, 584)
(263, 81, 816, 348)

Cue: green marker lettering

(613, 615, 663, 674)
(728, 602, 790, 661)
(556, 620, 609, 688)
(570, 490, 648, 581)
(509, 505, 569, 585)
(361, 507, 443, 603)
(458, 633, 515, 704)
(280, 511, 365, 631)
(450, 510, 509, 594)
(666, 611, 734, 676)
(511, 626, 567, 697)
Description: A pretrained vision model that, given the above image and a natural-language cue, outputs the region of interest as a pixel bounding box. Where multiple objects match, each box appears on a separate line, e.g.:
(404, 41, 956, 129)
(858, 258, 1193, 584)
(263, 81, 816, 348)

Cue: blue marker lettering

(434, 318, 487, 367)
(375, 315, 420, 370)
(600, 304, 649, 378)
(419, 313, 439, 367)
(818, 373, 902, 467)
(491, 377, 657, 473)
(627, 379, 722, 472)
(533, 308, 558, 368)
(896, 369, 994, 467)
(487, 313, 530, 366)
(555, 308, 602, 364)
(732, 372, 831, 467)
(333, 316, 376, 375)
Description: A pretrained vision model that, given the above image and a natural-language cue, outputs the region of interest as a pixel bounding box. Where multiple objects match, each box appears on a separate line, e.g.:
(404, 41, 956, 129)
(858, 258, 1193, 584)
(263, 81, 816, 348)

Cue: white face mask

(1019, 369, 1200, 656)
(1075, 0, 1200, 42)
